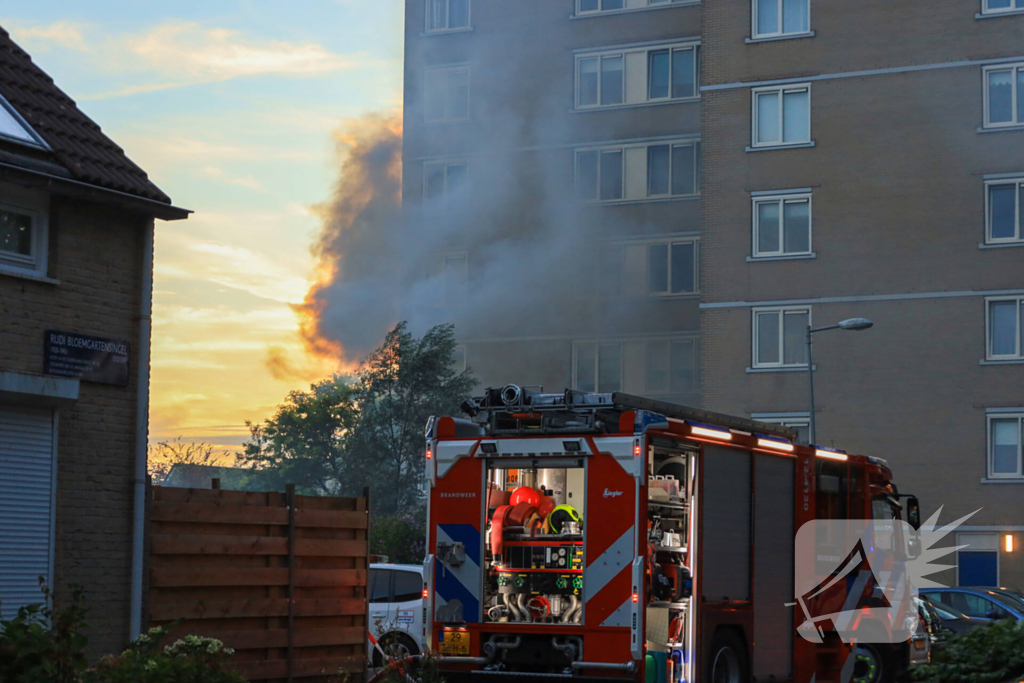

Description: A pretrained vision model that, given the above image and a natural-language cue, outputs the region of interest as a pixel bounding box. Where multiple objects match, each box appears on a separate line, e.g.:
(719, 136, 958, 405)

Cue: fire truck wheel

(706, 629, 748, 683)
(851, 644, 890, 683)
(373, 632, 419, 668)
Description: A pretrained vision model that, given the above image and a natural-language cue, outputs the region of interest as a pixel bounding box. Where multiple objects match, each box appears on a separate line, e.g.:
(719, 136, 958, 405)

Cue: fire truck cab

(423, 387, 917, 683)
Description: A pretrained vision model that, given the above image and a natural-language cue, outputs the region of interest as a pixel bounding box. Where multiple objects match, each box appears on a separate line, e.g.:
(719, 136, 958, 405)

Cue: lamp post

(807, 318, 874, 446)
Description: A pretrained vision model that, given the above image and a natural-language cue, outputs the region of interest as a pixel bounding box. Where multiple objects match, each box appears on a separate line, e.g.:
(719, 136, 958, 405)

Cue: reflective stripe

(600, 597, 632, 628)
(584, 526, 635, 602)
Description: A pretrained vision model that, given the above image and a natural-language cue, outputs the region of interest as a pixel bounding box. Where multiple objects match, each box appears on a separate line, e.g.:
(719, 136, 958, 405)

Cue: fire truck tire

(372, 632, 419, 668)
(705, 629, 748, 683)
(850, 644, 892, 683)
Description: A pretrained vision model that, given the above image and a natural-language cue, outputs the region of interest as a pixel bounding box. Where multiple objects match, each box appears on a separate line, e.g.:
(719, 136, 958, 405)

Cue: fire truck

(421, 387, 922, 683)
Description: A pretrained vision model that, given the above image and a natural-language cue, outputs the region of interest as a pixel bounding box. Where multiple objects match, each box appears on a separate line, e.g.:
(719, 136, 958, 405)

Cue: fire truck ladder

(462, 386, 797, 441)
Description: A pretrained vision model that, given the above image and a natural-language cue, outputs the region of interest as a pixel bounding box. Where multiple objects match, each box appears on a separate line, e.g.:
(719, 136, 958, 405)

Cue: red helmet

(510, 486, 540, 507)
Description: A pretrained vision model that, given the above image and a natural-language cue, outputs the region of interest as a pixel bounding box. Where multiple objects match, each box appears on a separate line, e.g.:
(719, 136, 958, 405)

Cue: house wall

(0, 193, 147, 656)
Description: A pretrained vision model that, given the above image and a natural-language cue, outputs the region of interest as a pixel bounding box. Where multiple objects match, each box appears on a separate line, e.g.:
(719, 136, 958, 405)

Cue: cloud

(199, 165, 263, 190)
(6, 20, 365, 98)
(7, 21, 89, 52)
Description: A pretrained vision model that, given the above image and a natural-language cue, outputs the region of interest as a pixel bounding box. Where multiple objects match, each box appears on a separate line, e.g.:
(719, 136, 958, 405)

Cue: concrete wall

(0, 194, 147, 655)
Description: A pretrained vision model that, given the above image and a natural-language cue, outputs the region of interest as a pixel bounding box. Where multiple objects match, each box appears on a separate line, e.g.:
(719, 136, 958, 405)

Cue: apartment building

(700, 0, 1024, 586)
(403, 0, 703, 407)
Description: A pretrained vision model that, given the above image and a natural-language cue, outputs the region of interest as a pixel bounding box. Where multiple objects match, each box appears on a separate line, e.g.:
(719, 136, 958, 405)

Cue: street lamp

(807, 318, 873, 446)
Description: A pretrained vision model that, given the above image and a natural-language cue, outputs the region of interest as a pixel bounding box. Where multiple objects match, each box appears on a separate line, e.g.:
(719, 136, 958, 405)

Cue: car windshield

(988, 589, 1024, 612)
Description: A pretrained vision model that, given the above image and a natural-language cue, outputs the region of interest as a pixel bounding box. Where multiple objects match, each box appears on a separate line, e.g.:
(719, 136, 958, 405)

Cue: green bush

(0, 580, 89, 683)
(0, 579, 245, 683)
(85, 627, 246, 683)
(911, 619, 1024, 683)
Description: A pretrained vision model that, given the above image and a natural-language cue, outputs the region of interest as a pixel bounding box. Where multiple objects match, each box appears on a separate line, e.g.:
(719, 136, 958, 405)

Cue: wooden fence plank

(294, 539, 367, 557)
(151, 502, 289, 525)
(151, 567, 288, 588)
(293, 509, 368, 530)
(149, 598, 366, 621)
(151, 534, 289, 556)
(294, 569, 365, 588)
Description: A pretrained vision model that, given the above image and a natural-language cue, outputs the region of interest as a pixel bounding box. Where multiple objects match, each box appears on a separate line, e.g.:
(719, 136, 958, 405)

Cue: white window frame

(984, 177, 1024, 244)
(575, 235, 700, 298)
(751, 192, 812, 258)
(751, 0, 811, 39)
(981, 0, 1024, 16)
(751, 305, 811, 369)
(575, 139, 700, 204)
(983, 63, 1024, 129)
(423, 65, 470, 124)
(987, 413, 1024, 479)
(751, 83, 812, 148)
(0, 188, 49, 278)
(575, 40, 700, 111)
(423, 160, 467, 204)
(425, 0, 471, 33)
(751, 412, 811, 442)
(572, 336, 699, 396)
(985, 296, 1024, 360)
(577, 0, 696, 14)
(643, 238, 700, 297)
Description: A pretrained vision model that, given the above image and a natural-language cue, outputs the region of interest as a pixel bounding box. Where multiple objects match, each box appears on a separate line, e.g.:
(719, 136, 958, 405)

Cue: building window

(986, 178, 1023, 243)
(443, 254, 468, 306)
(576, 140, 700, 203)
(647, 240, 697, 295)
(752, 84, 811, 148)
(752, 413, 810, 443)
(0, 193, 48, 276)
(574, 338, 698, 396)
(426, 0, 470, 32)
(752, 193, 811, 257)
(984, 64, 1024, 128)
(986, 297, 1023, 359)
(577, 236, 699, 298)
(424, 66, 469, 123)
(752, 0, 810, 38)
(576, 42, 699, 110)
(574, 342, 622, 393)
(578, 0, 693, 13)
(982, 0, 1024, 16)
(752, 306, 810, 368)
(424, 161, 467, 205)
(989, 413, 1023, 478)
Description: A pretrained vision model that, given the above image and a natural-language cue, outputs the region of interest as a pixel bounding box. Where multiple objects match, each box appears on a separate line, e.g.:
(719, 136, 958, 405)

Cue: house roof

(0, 26, 174, 206)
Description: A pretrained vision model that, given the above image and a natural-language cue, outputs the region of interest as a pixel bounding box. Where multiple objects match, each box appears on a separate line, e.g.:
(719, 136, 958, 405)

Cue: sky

(2, 1, 405, 453)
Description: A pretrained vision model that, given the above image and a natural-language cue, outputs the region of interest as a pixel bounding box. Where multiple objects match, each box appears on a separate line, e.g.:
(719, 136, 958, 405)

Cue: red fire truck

(422, 387, 921, 683)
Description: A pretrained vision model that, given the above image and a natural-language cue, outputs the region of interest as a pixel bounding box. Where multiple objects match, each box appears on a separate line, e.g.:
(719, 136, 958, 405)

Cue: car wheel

(373, 632, 420, 668)
(705, 629, 748, 683)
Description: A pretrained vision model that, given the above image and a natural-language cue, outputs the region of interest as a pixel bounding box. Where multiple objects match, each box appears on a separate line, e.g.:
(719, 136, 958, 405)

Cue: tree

(148, 438, 225, 484)
(347, 322, 475, 515)
(237, 377, 359, 495)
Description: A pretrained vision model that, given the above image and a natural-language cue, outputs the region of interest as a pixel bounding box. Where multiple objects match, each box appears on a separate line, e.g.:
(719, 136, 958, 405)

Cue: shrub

(911, 619, 1024, 683)
(0, 580, 89, 683)
(85, 627, 246, 683)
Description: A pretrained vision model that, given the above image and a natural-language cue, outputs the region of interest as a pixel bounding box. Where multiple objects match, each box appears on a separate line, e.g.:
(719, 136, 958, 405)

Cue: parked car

(909, 597, 933, 666)
(919, 596, 991, 638)
(919, 587, 1024, 623)
(368, 563, 425, 667)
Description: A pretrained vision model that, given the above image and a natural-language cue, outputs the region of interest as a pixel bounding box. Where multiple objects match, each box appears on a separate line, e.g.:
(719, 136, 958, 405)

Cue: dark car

(919, 596, 991, 638)
(919, 587, 1024, 622)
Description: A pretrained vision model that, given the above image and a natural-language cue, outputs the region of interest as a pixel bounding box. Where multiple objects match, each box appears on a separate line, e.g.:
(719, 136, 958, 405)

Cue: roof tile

(0, 25, 171, 204)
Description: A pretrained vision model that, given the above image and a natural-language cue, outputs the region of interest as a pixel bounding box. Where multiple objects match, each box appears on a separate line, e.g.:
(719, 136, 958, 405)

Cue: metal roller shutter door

(701, 445, 751, 602)
(0, 406, 55, 619)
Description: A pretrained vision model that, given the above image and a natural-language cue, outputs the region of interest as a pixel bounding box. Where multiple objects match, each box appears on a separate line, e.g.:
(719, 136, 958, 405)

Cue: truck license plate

(439, 630, 470, 656)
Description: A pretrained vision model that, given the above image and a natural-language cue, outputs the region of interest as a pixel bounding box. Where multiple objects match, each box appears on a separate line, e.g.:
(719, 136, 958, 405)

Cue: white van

(368, 563, 425, 667)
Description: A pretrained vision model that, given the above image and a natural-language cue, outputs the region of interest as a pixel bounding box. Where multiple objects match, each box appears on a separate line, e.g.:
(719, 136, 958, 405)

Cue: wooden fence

(146, 483, 369, 682)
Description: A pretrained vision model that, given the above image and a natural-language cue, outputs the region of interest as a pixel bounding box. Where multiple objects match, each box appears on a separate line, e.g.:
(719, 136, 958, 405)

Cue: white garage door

(0, 405, 55, 619)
